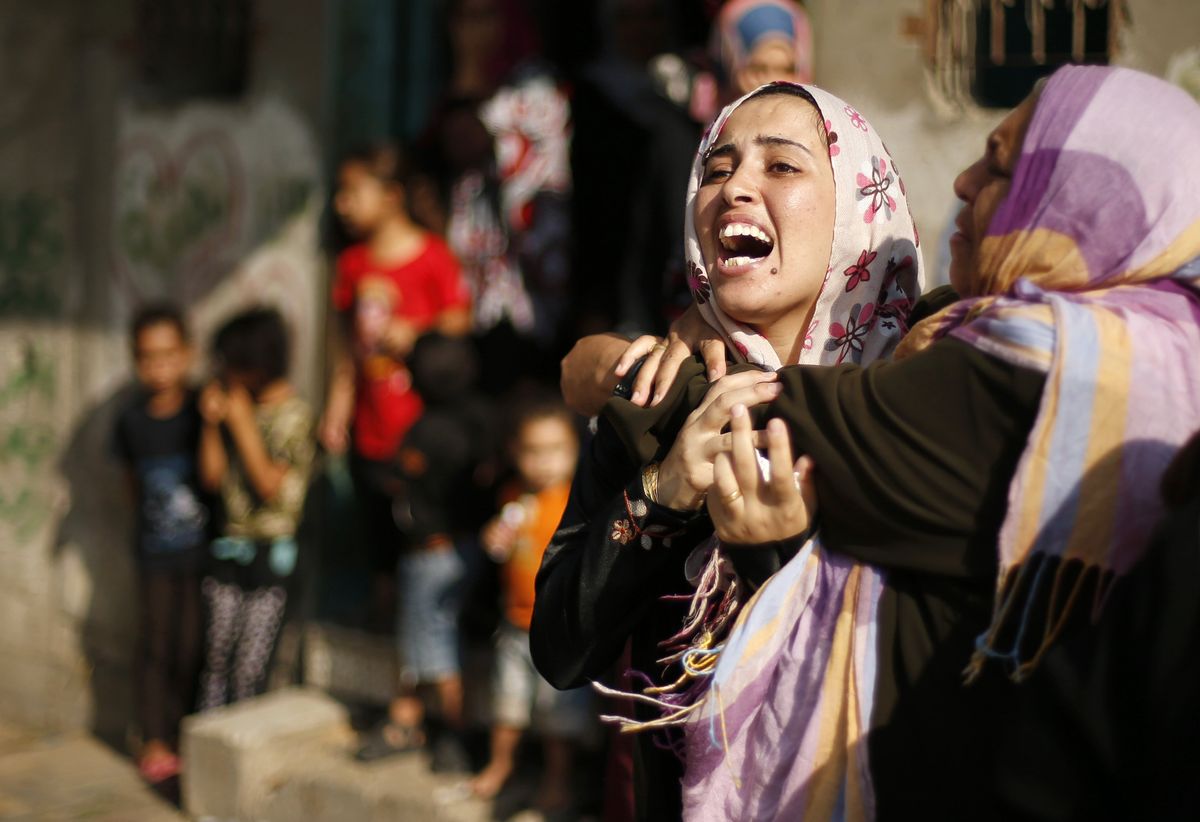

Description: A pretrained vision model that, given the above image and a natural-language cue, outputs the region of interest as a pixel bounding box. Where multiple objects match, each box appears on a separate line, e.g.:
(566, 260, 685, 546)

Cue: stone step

(301, 621, 497, 726)
(181, 686, 351, 821)
(180, 687, 492, 822)
(266, 748, 490, 822)
(0, 728, 185, 821)
(302, 622, 397, 707)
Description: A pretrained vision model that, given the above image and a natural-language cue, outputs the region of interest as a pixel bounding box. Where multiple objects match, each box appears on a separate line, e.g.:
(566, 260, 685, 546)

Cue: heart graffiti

(112, 128, 245, 306)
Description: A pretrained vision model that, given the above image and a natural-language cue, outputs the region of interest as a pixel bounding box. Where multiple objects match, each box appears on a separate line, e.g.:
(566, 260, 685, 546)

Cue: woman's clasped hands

(708, 407, 816, 545)
(653, 371, 818, 544)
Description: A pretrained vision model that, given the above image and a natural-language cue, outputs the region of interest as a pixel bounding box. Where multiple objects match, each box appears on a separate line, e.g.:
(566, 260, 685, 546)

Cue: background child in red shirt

(319, 143, 471, 629)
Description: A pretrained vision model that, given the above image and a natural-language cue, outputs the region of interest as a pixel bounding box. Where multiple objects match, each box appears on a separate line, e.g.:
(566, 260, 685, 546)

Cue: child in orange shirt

(472, 399, 590, 814)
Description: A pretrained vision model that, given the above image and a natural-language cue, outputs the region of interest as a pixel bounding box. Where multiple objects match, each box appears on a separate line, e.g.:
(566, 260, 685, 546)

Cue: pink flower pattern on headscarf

(856, 156, 897, 224)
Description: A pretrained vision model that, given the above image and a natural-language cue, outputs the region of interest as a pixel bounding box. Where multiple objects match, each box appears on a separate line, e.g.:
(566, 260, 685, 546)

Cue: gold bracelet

(641, 461, 660, 504)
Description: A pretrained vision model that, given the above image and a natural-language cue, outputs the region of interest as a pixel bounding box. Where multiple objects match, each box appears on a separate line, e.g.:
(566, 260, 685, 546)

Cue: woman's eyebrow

(704, 143, 736, 163)
(755, 135, 813, 157)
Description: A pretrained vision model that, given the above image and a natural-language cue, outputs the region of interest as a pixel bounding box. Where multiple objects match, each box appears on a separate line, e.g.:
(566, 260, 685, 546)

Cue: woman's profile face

(949, 92, 1039, 295)
(695, 94, 835, 335)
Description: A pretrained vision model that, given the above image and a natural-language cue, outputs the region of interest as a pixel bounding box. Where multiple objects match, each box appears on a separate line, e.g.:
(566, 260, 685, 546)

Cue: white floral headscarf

(683, 81, 924, 370)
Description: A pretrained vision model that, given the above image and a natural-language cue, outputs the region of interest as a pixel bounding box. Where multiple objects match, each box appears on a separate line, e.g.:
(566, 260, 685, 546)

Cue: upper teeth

(720, 223, 770, 244)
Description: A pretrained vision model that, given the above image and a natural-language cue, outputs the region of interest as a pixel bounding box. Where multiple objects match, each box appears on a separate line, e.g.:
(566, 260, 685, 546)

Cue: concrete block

(180, 687, 351, 821)
(302, 622, 397, 706)
(265, 751, 489, 822)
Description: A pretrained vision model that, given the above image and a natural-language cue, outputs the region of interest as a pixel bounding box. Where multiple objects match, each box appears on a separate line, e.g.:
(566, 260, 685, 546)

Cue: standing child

(197, 308, 314, 709)
(114, 304, 209, 784)
(356, 333, 493, 767)
(318, 142, 471, 630)
(471, 399, 590, 814)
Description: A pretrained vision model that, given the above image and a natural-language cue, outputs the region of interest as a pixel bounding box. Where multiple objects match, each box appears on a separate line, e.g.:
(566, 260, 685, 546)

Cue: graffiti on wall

(112, 99, 318, 310)
(114, 129, 244, 305)
(111, 98, 323, 395)
(0, 191, 66, 316)
(0, 341, 57, 540)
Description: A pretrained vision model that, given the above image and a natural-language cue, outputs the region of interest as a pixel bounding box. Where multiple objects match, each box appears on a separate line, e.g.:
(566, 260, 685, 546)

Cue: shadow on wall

(54, 381, 142, 751)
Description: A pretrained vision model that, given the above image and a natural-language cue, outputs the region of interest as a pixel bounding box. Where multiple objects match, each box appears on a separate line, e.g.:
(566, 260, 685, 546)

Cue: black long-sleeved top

(532, 309, 1051, 818)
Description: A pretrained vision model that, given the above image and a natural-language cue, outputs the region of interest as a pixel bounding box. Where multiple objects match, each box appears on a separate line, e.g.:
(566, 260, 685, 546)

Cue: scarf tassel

(965, 552, 1120, 684)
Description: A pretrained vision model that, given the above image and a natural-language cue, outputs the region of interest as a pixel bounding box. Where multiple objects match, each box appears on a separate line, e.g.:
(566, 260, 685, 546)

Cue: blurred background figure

(321, 143, 471, 632)
(113, 305, 207, 785)
(356, 333, 494, 771)
(712, 0, 813, 101)
(416, 0, 572, 397)
(570, 0, 704, 337)
(196, 308, 314, 711)
(472, 397, 588, 815)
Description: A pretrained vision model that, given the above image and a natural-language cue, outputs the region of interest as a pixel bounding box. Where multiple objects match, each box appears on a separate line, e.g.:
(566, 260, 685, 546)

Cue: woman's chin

(946, 258, 973, 296)
(710, 291, 773, 328)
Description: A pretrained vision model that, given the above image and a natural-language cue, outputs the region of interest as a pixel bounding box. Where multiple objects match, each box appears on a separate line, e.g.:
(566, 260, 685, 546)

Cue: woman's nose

(722, 167, 759, 205)
(953, 160, 985, 204)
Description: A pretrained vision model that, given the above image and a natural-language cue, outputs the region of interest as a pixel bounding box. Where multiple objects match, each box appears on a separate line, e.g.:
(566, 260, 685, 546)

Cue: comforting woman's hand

(708, 406, 817, 545)
(615, 304, 729, 407)
(655, 371, 782, 511)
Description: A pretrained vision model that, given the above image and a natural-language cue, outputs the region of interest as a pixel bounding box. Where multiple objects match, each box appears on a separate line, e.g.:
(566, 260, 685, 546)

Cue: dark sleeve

(724, 532, 811, 591)
(766, 337, 1044, 578)
(399, 416, 474, 541)
(530, 417, 704, 690)
(112, 407, 133, 465)
(909, 284, 959, 325)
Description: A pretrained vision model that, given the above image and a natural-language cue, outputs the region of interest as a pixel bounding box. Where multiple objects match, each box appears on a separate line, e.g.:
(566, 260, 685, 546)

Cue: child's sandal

(354, 721, 424, 762)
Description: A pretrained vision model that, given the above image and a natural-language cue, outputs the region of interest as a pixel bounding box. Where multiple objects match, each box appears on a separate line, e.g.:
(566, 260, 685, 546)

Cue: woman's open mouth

(717, 221, 775, 272)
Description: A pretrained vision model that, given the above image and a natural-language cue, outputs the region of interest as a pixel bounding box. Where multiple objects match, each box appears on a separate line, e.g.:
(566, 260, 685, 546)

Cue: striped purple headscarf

(897, 65, 1200, 680)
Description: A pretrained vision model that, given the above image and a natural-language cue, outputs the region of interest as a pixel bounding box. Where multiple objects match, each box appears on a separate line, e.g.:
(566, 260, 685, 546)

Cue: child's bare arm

(198, 382, 229, 492)
(319, 312, 356, 454)
(224, 386, 289, 502)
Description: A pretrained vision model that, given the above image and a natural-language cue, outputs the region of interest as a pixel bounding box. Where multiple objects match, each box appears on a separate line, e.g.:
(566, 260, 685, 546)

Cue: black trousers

(137, 567, 203, 744)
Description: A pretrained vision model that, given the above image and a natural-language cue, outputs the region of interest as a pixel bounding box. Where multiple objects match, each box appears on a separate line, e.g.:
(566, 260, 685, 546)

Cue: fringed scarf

(602, 81, 924, 821)
(893, 65, 1200, 681)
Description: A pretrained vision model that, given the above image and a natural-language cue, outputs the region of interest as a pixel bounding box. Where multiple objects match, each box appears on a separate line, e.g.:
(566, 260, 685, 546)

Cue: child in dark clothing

(197, 308, 314, 710)
(114, 304, 208, 784)
(357, 333, 493, 767)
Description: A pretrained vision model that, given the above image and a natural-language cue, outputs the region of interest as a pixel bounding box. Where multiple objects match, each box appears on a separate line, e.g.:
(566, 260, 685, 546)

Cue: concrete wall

(0, 0, 330, 741)
(807, 0, 1200, 286)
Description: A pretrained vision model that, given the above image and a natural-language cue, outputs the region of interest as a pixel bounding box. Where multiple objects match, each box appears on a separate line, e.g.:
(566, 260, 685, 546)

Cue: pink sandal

(138, 751, 181, 783)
